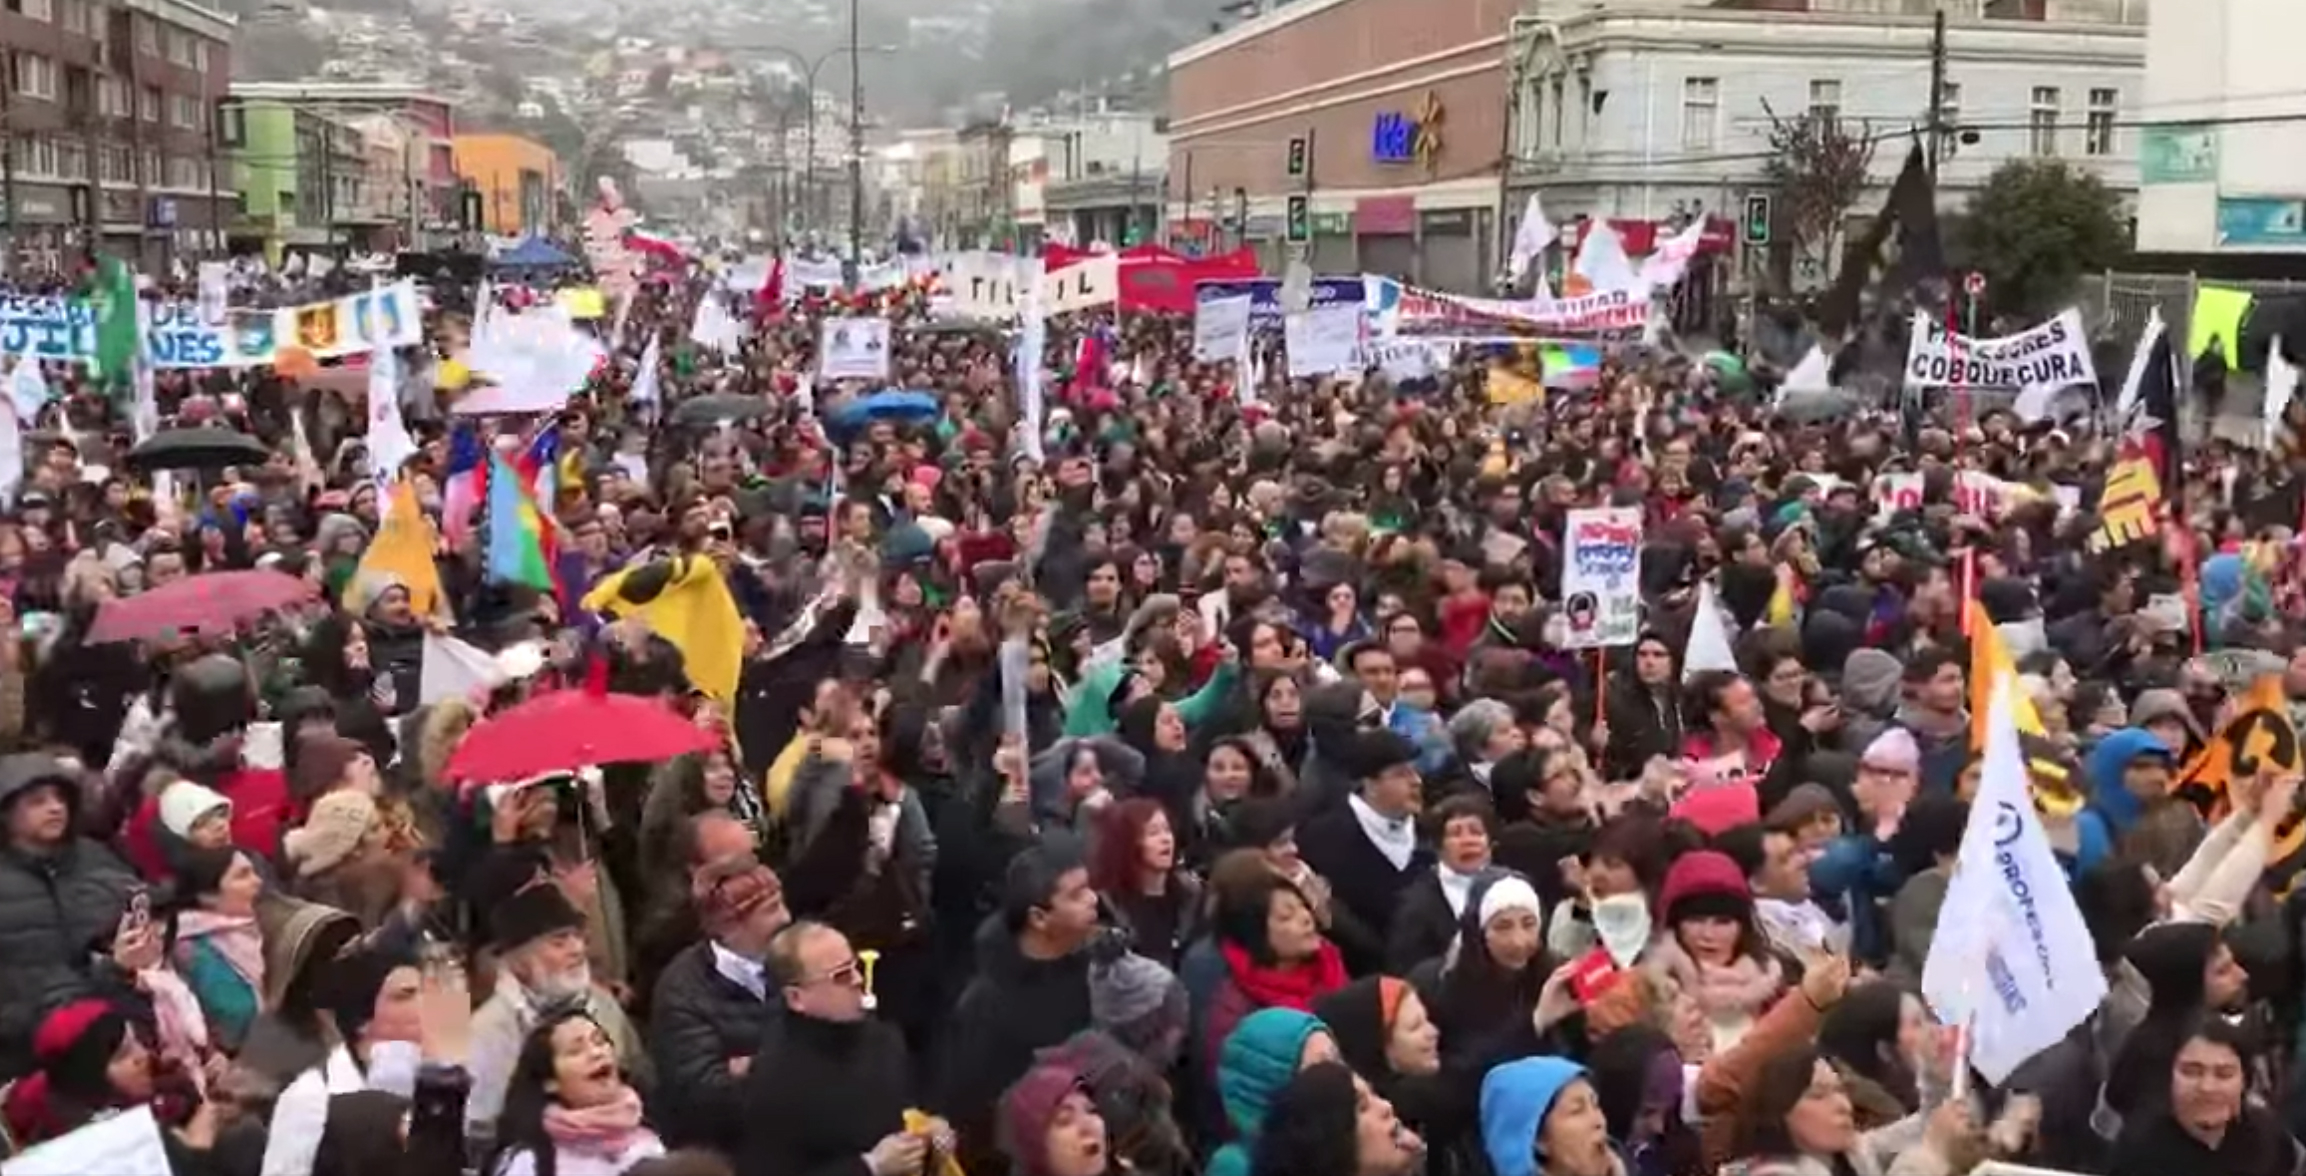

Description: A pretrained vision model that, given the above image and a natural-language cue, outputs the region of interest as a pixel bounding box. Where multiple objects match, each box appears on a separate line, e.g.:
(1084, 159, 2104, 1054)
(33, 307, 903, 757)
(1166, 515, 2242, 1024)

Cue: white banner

(1370, 337, 1452, 383)
(1044, 255, 1120, 316)
(819, 317, 891, 382)
(1904, 308, 2097, 395)
(1194, 295, 1252, 363)
(1284, 304, 1362, 379)
(1561, 508, 1643, 649)
(947, 253, 1023, 320)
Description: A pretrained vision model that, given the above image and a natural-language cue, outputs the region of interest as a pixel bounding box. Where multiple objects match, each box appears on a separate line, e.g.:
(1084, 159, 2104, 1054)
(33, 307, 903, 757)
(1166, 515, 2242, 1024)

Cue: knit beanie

(319, 942, 417, 1043)
(1000, 1062, 1090, 1176)
(157, 779, 233, 840)
(1087, 948, 1187, 1058)
(284, 791, 378, 878)
(291, 733, 367, 803)
(2, 1000, 128, 1144)
(1861, 728, 1921, 774)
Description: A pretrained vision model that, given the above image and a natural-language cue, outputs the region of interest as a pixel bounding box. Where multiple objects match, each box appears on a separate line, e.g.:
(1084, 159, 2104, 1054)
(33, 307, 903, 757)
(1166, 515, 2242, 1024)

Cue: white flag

(1506, 193, 1558, 283)
(0, 402, 22, 509)
(1572, 219, 1643, 297)
(1921, 672, 2108, 1085)
(2113, 308, 2165, 426)
(1638, 216, 1709, 289)
(6, 354, 51, 422)
(365, 343, 418, 493)
(420, 631, 507, 705)
(2267, 336, 2297, 451)
(1681, 580, 1739, 682)
(1016, 272, 1047, 464)
(630, 332, 663, 405)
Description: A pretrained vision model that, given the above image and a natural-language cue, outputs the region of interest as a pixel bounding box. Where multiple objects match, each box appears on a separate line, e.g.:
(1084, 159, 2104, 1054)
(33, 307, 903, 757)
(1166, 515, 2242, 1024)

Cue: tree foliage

(1760, 108, 1877, 279)
(1949, 159, 2129, 318)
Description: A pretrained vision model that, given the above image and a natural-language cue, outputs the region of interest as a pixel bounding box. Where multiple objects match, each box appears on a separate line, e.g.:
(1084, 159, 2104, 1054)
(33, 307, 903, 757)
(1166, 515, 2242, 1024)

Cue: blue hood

(2084, 726, 2173, 834)
(1481, 1056, 1587, 1176)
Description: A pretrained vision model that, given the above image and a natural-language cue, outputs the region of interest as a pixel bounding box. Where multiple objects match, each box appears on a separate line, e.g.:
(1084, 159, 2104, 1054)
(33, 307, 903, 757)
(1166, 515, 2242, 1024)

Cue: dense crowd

(0, 249, 2288, 1176)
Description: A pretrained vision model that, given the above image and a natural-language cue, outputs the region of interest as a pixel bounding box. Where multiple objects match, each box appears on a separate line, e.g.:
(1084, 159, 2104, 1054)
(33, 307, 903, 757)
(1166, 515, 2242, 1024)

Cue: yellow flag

(581, 555, 745, 702)
(557, 287, 609, 320)
(1765, 565, 1798, 627)
(1966, 599, 2051, 751)
(345, 481, 445, 619)
(2188, 285, 2253, 367)
(1487, 365, 1543, 407)
(2090, 452, 2163, 552)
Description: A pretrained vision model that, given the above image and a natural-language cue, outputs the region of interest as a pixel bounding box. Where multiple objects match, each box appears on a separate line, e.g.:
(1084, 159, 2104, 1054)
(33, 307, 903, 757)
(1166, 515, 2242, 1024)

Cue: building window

(1575, 73, 1592, 147)
(134, 16, 154, 54)
(2087, 87, 2117, 156)
(192, 39, 209, 73)
(169, 92, 196, 128)
(1939, 81, 1962, 157)
(217, 101, 243, 145)
(138, 84, 158, 121)
(60, 1, 85, 34)
(100, 144, 130, 183)
(165, 29, 192, 66)
(2030, 86, 2060, 156)
(1549, 77, 1565, 147)
(97, 76, 127, 117)
(1808, 78, 1841, 123)
(10, 0, 55, 23)
(9, 137, 58, 180)
(169, 156, 204, 189)
(1681, 77, 1719, 150)
(58, 141, 85, 180)
(140, 148, 160, 185)
(11, 53, 56, 100)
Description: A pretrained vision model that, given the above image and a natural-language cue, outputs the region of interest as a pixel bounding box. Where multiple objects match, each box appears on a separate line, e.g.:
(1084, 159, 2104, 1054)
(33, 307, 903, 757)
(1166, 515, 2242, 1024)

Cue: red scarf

(1220, 939, 1347, 1011)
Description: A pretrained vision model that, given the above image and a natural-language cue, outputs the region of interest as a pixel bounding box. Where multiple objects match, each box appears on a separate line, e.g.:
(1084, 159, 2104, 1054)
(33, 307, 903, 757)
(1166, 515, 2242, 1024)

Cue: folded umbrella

(669, 393, 772, 428)
(87, 568, 315, 643)
(444, 684, 719, 783)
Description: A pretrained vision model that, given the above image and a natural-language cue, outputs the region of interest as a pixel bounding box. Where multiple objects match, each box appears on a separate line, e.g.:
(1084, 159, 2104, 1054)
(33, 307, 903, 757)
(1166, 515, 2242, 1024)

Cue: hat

(2, 1000, 128, 1144)
(157, 779, 233, 840)
(291, 732, 368, 802)
(284, 791, 378, 878)
(490, 880, 587, 954)
(1657, 850, 1752, 924)
(318, 942, 418, 1042)
(1088, 948, 1187, 1052)
(1481, 1057, 1591, 1176)
(1860, 729, 1921, 775)
(1000, 1062, 1090, 1176)
(1765, 783, 1842, 833)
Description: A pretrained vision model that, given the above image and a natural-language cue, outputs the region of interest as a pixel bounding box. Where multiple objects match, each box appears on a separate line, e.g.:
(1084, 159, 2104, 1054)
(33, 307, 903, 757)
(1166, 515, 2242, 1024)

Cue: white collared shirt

(711, 940, 768, 1000)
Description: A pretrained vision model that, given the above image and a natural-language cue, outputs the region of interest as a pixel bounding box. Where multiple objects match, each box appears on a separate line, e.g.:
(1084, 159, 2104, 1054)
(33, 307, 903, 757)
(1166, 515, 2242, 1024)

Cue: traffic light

(1742, 193, 1771, 246)
(1286, 136, 1308, 179)
(1286, 195, 1310, 243)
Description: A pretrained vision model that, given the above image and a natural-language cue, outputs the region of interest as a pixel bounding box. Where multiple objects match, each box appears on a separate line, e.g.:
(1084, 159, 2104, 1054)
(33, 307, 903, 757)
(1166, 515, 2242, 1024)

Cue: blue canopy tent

(489, 236, 578, 271)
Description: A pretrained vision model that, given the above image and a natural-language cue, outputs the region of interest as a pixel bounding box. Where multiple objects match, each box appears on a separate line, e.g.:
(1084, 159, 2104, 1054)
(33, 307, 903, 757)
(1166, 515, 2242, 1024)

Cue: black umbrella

(1771, 388, 1864, 425)
(125, 428, 270, 473)
(670, 394, 772, 427)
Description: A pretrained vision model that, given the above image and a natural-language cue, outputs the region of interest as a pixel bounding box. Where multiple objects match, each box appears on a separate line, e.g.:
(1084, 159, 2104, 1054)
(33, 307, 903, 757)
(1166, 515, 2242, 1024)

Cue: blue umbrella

(826, 389, 939, 437)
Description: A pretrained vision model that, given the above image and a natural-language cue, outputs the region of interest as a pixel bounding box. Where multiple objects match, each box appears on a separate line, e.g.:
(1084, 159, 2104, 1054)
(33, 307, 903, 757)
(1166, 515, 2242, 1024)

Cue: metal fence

(2073, 271, 2306, 351)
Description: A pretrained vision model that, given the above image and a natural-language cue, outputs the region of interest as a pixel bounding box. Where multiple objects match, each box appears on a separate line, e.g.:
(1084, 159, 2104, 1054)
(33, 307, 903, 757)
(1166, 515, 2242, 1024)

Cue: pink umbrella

(87, 569, 315, 644)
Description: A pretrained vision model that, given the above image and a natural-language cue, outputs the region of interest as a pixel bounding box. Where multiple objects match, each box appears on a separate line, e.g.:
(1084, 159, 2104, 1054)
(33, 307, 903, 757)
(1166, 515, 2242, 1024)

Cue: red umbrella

(87, 569, 316, 644)
(445, 685, 717, 783)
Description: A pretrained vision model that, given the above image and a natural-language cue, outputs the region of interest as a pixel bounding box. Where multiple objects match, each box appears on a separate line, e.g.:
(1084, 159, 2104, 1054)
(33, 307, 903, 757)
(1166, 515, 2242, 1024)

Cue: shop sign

(1310, 211, 1352, 236)
(1372, 92, 1445, 168)
(1422, 208, 1473, 235)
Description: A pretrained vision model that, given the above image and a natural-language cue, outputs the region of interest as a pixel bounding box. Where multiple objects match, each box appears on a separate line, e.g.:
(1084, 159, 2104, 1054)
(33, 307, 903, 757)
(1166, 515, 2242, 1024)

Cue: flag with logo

(1921, 671, 2107, 1084)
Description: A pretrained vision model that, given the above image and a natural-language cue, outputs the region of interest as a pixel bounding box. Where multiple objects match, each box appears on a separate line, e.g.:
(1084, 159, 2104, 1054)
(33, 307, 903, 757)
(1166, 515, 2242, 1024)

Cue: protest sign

(819, 317, 892, 382)
(1193, 295, 1253, 362)
(3, 281, 421, 370)
(1284, 304, 1362, 378)
(1561, 507, 1643, 648)
(1904, 308, 2098, 395)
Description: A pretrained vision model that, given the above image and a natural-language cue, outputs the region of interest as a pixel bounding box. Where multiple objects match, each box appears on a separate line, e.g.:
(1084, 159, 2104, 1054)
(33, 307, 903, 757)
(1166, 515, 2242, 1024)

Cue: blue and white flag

(1922, 671, 2108, 1084)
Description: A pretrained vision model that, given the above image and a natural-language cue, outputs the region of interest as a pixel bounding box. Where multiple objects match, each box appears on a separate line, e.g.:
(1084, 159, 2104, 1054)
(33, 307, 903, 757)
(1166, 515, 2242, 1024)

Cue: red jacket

(121, 765, 292, 880)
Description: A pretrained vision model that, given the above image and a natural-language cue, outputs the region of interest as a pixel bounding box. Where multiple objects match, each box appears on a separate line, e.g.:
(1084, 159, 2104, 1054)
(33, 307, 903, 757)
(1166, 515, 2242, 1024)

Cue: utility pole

(1925, 5, 1947, 176)
(845, 0, 864, 282)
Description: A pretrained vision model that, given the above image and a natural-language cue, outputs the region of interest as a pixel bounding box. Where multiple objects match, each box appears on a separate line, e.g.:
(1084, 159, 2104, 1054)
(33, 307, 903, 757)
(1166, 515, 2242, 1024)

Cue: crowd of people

(0, 249, 2288, 1176)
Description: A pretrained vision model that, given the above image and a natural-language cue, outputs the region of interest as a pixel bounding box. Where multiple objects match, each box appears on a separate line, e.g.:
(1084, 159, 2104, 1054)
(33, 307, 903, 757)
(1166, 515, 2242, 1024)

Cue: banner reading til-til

(0, 281, 422, 369)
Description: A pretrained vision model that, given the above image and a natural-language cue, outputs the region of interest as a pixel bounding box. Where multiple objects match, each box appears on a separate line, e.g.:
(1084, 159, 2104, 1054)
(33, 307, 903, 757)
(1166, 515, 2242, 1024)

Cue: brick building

(1163, 0, 1514, 291)
(2, 0, 236, 272)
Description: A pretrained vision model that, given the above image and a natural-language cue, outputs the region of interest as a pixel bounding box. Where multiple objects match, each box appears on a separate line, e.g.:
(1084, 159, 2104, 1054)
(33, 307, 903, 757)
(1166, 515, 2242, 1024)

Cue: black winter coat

(648, 942, 780, 1156)
(0, 837, 139, 1081)
(743, 1010, 915, 1176)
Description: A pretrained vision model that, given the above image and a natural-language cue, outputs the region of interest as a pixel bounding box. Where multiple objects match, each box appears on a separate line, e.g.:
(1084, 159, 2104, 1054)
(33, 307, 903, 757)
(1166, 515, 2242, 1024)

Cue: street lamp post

(738, 37, 895, 259)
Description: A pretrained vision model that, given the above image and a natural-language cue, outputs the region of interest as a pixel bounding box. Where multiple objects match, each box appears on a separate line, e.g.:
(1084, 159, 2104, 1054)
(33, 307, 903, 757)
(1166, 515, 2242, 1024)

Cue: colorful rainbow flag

(1540, 344, 1602, 387)
(484, 451, 554, 593)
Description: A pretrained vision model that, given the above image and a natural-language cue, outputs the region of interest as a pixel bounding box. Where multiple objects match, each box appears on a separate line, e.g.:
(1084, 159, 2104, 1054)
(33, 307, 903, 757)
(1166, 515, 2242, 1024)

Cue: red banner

(1042, 243, 1261, 315)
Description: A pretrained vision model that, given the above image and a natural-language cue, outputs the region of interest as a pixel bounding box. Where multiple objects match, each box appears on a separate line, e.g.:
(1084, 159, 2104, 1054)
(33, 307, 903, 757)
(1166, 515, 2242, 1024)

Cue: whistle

(858, 948, 882, 1010)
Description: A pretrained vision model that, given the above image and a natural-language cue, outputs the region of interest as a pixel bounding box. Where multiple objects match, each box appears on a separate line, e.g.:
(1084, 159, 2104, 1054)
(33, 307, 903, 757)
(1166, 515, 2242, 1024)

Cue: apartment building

(2, 0, 236, 272)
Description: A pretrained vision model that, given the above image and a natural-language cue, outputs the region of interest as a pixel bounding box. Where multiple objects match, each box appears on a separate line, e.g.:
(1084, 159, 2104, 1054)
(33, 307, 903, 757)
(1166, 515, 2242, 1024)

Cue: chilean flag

(1070, 324, 1118, 409)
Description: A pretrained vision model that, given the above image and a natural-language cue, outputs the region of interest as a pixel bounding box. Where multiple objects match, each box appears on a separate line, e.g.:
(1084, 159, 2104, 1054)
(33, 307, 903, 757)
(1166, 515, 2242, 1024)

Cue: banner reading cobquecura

(1904, 307, 2098, 396)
